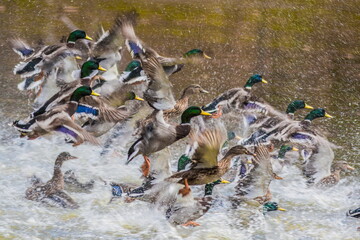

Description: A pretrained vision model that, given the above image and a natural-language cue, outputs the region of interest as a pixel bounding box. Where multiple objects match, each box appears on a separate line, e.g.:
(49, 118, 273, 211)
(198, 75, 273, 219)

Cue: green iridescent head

(67, 30, 92, 46)
(204, 179, 230, 196)
(80, 60, 106, 79)
(278, 145, 298, 159)
(125, 92, 144, 101)
(286, 100, 314, 114)
(263, 201, 286, 213)
(181, 106, 212, 124)
(70, 86, 100, 102)
(177, 154, 191, 172)
(125, 60, 141, 72)
(244, 74, 268, 89)
(304, 108, 333, 121)
(183, 49, 211, 59)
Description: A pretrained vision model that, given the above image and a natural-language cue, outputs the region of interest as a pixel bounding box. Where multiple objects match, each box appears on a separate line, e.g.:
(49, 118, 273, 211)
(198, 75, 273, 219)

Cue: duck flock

(8, 12, 360, 229)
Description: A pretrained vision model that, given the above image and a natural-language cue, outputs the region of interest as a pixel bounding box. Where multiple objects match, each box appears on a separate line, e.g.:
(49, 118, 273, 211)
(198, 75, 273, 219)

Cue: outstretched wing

(79, 96, 136, 122)
(141, 55, 176, 110)
(92, 14, 127, 55)
(10, 38, 35, 59)
(55, 118, 100, 145)
(191, 125, 227, 168)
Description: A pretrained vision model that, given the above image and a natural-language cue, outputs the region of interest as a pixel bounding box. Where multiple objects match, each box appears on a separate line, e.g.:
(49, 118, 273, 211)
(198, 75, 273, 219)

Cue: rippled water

(1, 0, 360, 239)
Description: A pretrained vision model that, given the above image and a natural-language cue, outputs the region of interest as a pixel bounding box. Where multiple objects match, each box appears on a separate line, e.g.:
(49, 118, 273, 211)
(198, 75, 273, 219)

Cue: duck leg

(211, 106, 223, 119)
(178, 179, 191, 197)
(141, 155, 151, 177)
(182, 221, 200, 227)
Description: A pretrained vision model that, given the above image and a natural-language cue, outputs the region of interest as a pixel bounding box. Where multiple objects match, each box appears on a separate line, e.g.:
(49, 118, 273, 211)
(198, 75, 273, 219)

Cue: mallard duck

(134, 84, 209, 135)
(25, 152, 79, 209)
(271, 145, 299, 173)
(165, 178, 230, 226)
(121, 15, 211, 75)
(30, 60, 107, 119)
(167, 125, 255, 185)
(263, 201, 286, 213)
(242, 108, 333, 147)
(316, 161, 354, 188)
(118, 60, 147, 84)
(139, 53, 176, 110)
(202, 74, 267, 115)
(12, 30, 92, 102)
(13, 86, 100, 146)
(163, 84, 209, 120)
(127, 106, 212, 176)
(241, 100, 313, 146)
(234, 144, 282, 204)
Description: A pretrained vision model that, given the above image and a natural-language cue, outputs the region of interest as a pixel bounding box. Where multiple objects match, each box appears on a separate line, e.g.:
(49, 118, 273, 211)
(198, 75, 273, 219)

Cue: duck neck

(287, 113, 295, 119)
(52, 158, 64, 186)
(181, 113, 195, 124)
(218, 154, 234, 172)
(70, 91, 84, 102)
(204, 183, 216, 196)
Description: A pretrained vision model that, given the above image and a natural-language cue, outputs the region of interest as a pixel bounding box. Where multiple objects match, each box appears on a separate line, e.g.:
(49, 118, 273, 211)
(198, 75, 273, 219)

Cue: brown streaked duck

(234, 144, 282, 205)
(316, 161, 354, 188)
(167, 125, 255, 186)
(25, 152, 79, 209)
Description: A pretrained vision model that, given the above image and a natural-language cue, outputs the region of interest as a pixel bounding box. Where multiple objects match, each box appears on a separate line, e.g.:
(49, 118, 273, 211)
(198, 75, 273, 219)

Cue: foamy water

(1, 119, 360, 239)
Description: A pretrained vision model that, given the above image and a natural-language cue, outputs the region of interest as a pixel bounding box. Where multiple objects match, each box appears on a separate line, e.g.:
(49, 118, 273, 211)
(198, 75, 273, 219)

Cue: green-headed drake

(13, 86, 100, 146)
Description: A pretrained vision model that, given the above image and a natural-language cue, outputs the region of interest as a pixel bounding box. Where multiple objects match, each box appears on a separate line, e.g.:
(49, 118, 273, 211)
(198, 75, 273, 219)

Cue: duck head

(286, 100, 313, 116)
(204, 178, 230, 196)
(182, 84, 209, 97)
(304, 108, 333, 122)
(80, 60, 107, 79)
(332, 161, 354, 172)
(181, 106, 212, 124)
(126, 92, 144, 101)
(183, 49, 211, 59)
(278, 145, 299, 159)
(125, 60, 141, 72)
(263, 201, 286, 213)
(70, 86, 100, 102)
(224, 145, 255, 159)
(244, 74, 267, 90)
(66, 30, 93, 47)
(57, 152, 78, 161)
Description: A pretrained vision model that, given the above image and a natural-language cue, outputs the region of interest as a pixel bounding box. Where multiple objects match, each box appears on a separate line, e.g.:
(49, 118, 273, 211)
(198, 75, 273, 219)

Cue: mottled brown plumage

(316, 161, 354, 188)
(168, 126, 255, 185)
(25, 152, 79, 209)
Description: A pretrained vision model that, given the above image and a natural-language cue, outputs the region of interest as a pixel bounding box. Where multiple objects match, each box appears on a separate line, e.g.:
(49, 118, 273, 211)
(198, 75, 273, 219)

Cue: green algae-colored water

(0, 0, 360, 239)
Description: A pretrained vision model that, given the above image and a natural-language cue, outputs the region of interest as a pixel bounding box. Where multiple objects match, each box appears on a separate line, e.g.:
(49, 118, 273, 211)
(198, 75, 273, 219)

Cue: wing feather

(191, 125, 227, 168)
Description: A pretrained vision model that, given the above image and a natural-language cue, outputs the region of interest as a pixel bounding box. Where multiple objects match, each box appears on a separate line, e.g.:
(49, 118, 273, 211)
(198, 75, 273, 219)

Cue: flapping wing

(92, 15, 126, 55)
(56, 118, 100, 145)
(141, 55, 176, 110)
(191, 125, 227, 168)
(80, 96, 135, 122)
(10, 38, 35, 59)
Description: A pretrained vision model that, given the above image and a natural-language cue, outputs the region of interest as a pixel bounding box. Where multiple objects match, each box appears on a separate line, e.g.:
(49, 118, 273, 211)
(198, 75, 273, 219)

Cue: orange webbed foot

(182, 221, 200, 227)
(141, 155, 151, 177)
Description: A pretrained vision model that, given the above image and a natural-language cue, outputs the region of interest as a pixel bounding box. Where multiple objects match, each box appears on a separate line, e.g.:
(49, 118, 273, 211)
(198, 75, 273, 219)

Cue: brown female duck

(25, 152, 79, 209)
(167, 125, 255, 185)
